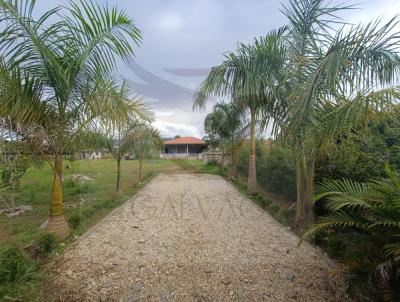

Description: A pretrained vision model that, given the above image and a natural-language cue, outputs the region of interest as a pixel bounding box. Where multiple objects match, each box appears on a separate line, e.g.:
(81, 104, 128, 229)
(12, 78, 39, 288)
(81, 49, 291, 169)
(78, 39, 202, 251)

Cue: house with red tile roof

(161, 136, 206, 159)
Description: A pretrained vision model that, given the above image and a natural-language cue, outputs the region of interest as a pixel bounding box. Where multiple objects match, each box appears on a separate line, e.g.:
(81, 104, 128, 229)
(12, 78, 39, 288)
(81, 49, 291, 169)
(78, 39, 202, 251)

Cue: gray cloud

(34, 0, 399, 138)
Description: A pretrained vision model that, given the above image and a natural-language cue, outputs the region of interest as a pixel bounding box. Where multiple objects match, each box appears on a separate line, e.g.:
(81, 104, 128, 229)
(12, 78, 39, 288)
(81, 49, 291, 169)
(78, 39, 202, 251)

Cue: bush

(102, 200, 114, 209)
(63, 179, 94, 196)
(81, 206, 95, 218)
(277, 208, 295, 225)
(206, 160, 218, 166)
(262, 198, 272, 207)
(306, 167, 400, 301)
(236, 142, 296, 200)
(269, 203, 280, 214)
(68, 213, 81, 229)
(0, 245, 36, 285)
(34, 233, 57, 254)
(93, 203, 103, 210)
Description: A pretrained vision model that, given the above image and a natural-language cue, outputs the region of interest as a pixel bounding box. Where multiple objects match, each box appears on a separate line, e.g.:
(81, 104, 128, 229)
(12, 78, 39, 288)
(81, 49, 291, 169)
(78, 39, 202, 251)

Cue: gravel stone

(46, 173, 350, 302)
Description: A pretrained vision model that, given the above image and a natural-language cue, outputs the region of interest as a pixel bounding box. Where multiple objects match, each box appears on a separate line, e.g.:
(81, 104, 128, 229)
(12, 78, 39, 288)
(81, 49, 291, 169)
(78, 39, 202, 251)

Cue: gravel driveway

(48, 173, 349, 302)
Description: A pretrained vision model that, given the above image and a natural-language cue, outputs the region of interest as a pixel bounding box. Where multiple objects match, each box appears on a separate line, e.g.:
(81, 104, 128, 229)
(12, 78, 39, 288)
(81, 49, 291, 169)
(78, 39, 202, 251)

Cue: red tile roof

(164, 136, 206, 145)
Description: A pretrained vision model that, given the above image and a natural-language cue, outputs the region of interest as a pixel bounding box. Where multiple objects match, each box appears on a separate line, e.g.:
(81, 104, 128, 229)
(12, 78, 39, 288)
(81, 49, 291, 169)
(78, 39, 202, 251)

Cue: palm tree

(0, 0, 142, 239)
(304, 166, 400, 301)
(276, 0, 400, 230)
(93, 84, 150, 191)
(194, 29, 287, 191)
(133, 126, 163, 182)
(204, 102, 248, 176)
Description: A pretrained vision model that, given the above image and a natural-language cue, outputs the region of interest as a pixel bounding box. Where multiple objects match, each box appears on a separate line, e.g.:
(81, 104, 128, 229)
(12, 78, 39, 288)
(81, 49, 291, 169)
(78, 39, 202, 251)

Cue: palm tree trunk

(139, 158, 143, 182)
(247, 108, 257, 191)
(295, 151, 315, 230)
(116, 158, 121, 191)
(220, 151, 225, 170)
(230, 145, 237, 177)
(46, 152, 70, 240)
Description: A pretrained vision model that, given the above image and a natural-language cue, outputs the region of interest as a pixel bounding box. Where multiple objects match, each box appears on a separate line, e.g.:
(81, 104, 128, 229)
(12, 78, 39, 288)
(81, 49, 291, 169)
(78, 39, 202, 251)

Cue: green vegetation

(203, 102, 248, 176)
(171, 159, 221, 175)
(305, 167, 400, 301)
(0, 244, 38, 301)
(237, 142, 296, 201)
(0, 0, 143, 239)
(194, 29, 287, 191)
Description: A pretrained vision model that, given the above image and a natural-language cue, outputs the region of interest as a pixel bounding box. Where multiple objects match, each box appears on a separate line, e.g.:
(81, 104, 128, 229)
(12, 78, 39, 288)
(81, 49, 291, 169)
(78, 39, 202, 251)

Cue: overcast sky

(36, 0, 400, 138)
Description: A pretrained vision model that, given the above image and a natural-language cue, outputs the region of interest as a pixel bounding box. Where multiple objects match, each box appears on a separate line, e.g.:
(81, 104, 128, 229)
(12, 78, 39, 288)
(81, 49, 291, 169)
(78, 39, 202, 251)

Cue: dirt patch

(46, 173, 349, 302)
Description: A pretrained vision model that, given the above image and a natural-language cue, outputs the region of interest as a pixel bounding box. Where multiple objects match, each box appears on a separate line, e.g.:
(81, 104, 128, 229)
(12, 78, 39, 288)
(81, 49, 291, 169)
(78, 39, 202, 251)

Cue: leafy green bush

(68, 213, 81, 229)
(258, 146, 296, 200)
(269, 203, 280, 214)
(262, 198, 272, 207)
(305, 167, 400, 301)
(0, 245, 36, 285)
(81, 206, 95, 218)
(206, 160, 218, 166)
(34, 233, 57, 254)
(63, 179, 94, 196)
(236, 142, 296, 200)
(102, 200, 114, 209)
(277, 208, 295, 225)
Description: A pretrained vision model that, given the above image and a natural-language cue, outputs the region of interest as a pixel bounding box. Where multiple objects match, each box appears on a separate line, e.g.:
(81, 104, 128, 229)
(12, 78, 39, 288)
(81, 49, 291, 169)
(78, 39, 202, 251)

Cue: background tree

(204, 102, 248, 176)
(0, 0, 142, 239)
(133, 126, 163, 182)
(275, 0, 400, 230)
(91, 84, 150, 191)
(194, 29, 287, 190)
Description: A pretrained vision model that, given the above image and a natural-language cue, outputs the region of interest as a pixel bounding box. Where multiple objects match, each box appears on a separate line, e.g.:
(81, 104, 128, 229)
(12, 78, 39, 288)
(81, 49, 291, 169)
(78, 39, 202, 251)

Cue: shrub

(93, 203, 103, 210)
(206, 160, 218, 166)
(262, 198, 272, 207)
(0, 245, 36, 284)
(102, 200, 114, 209)
(34, 233, 57, 254)
(81, 206, 95, 218)
(68, 213, 81, 229)
(236, 142, 296, 200)
(277, 208, 295, 225)
(63, 179, 94, 196)
(305, 167, 400, 301)
(257, 146, 296, 200)
(269, 203, 280, 214)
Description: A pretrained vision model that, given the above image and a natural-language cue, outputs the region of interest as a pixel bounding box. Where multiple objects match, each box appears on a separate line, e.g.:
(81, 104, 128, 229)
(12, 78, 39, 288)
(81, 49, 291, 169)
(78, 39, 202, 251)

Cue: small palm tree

(194, 29, 287, 190)
(94, 84, 150, 191)
(132, 126, 163, 182)
(304, 166, 400, 301)
(0, 1, 142, 239)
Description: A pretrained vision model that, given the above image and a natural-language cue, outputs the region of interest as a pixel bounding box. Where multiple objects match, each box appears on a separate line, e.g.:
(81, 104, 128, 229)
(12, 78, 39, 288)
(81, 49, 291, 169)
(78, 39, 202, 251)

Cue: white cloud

(153, 119, 201, 138)
(152, 109, 206, 138)
(152, 12, 184, 32)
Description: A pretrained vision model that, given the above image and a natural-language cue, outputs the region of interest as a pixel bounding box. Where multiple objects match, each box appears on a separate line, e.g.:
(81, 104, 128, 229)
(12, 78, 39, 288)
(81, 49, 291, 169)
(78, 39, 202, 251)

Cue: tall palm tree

(194, 29, 287, 191)
(0, 0, 142, 239)
(276, 0, 400, 230)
